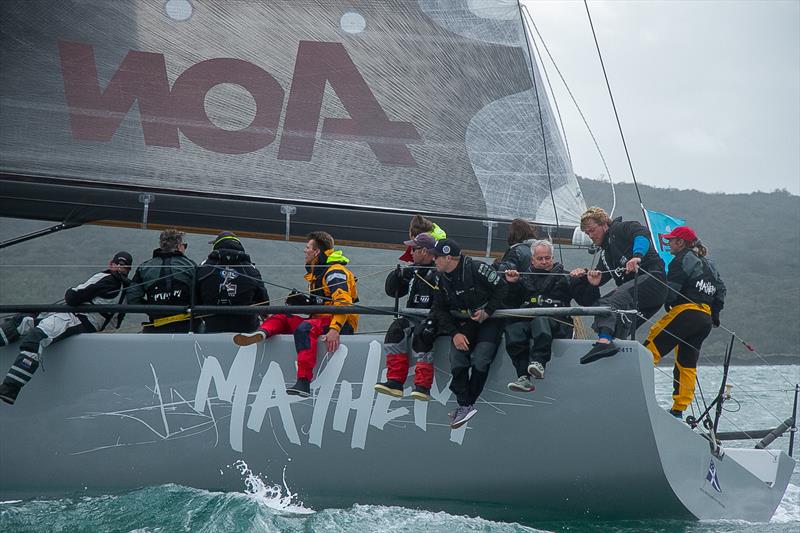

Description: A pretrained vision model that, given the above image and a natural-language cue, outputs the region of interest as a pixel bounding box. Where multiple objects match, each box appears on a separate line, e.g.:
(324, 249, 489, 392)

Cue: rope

(636, 266, 796, 387)
(636, 309, 788, 425)
(517, 0, 563, 265)
(521, 4, 617, 217)
(583, 0, 645, 209)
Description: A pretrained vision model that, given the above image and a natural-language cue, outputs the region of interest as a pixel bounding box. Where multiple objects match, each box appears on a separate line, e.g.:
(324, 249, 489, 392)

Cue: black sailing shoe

(286, 378, 311, 397)
(0, 382, 21, 405)
(579, 341, 619, 365)
(374, 380, 404, 398)
(410, 385, 431, 401)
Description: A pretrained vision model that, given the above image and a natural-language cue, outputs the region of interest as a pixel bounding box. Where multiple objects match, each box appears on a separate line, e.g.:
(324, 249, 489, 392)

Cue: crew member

(503, 240, 600, 391)
(0, 251, 132, 405)
(397, 214, 446, 263)
(128, 229, 197, 333)
(494, 218, 539, 309)
(374, 232, 439, 401)
(420, 238, 506, 429)
(573, 207, 666, 364)
(644, 226, 726, 418)
(196, 232, 270, 333)
(233, 231, 358, 397)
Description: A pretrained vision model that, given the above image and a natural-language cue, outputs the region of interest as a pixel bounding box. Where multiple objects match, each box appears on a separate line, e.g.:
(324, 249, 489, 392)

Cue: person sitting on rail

(128, 229, 197, 333)
(0, 251, 133, 406)
(374, 232, 440, 401)
(196, 231, 270, 333)
(572, 207, 666, 364)
(644, 226, 726, 419)
(419, 238, 506, 429)
(233, 231, 358, 398)
(503, 240, 600, 391)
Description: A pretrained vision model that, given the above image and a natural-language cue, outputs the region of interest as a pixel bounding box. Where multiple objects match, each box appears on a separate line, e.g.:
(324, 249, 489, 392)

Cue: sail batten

(1, 0, 585, 238)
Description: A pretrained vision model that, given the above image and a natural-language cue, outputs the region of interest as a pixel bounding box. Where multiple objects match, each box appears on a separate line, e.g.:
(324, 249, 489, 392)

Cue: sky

(521, 0, 800, 195)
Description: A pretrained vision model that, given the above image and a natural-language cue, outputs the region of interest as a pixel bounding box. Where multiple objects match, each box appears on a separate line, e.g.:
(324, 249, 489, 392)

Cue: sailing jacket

(304, 249, 359, 333)
(64, 269, 130, 331)
(127, 249, 197, 320)
(494, 239, 536, 273)
(665, 249, 726, 312)
(196, 247, 270, 332)
(430, 255, 507, 336)
(384, 262, 437, 309)
(597, 217, 665, 286)
(494, 238, 536, 306)
(507, 263, 600, 309)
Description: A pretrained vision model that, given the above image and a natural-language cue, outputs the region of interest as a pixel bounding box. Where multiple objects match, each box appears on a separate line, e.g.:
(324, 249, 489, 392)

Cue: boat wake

(772, 483, 800, 523)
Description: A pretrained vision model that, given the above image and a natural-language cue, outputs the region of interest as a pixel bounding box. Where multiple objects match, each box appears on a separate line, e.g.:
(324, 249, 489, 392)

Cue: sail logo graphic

(57, 41, 421, 165)
(706, 460, 722, 492)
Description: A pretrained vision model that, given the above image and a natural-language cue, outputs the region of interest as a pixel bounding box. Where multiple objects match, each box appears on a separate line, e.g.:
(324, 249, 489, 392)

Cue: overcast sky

(521, 0, 799, 195)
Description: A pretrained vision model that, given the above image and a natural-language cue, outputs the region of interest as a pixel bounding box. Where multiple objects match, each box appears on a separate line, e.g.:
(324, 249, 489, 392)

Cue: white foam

(0, 500, 22, 504)
(771, 483, 800, 523)
(233, 459, 315, 515)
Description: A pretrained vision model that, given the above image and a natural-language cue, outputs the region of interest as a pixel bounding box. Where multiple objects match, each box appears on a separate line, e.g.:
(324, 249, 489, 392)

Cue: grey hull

(0, 335, 793, 522)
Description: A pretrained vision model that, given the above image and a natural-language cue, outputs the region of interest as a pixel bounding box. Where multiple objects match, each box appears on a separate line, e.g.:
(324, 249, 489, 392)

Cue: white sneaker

(527, 361, 545, 379)
(233, 330, 266, 346)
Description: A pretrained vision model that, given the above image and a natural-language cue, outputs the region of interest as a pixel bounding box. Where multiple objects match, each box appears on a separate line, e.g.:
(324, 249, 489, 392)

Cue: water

(2, 365, 798, 532)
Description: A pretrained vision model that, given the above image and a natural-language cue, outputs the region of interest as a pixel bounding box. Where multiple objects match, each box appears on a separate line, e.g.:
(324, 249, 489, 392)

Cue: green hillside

(1, 177, 798, 364)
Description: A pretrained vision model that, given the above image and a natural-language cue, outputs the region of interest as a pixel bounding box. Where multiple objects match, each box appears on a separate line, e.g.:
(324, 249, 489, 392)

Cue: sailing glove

(286, 289, 310, 306)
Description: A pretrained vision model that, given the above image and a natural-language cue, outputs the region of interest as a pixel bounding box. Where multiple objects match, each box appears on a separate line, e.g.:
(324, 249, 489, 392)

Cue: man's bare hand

(625, 257, 642, 274)
(453, 333, 470, 351)
(470, 309, 489, 323)
(570, 268, 587, 278)
(587, 269, 602, 286)
(505, 269, 520, 283)
(324, 328, 340, 353)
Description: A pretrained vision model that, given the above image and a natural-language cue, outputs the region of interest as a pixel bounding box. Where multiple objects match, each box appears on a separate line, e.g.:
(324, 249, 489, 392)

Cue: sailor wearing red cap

(644, 226, 727, 418)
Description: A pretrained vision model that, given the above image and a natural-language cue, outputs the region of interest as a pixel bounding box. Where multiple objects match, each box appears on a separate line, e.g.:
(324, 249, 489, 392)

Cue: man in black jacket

(420, 238, 507, 429)
(128, 229, 197, 333)
(503, 240, 600, 391)
(574, 207, 666, 364)
(374, 232, 439, 401)
(0, 251, 132, 405)
(196, 232, 270, 333)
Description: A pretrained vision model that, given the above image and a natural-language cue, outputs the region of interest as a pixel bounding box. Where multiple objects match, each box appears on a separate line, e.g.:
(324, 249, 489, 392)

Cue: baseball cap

(662, 226, 697, 242)
(430, 238, 461, 257)
(111, 251, 133, 266)
(403, 233, 436, 250)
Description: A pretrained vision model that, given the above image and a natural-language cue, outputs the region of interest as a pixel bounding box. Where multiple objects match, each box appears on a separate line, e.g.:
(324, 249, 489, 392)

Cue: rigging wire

(517, 0, 563, 265)
(520, 4, 617, 218)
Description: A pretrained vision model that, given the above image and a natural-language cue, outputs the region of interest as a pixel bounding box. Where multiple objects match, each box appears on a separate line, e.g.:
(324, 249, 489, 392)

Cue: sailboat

(0, 0, 795, 522)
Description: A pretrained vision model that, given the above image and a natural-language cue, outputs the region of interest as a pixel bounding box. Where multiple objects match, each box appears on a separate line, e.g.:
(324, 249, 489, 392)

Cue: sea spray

(772, 483, 800, 524)
(233, 459, 314, 515)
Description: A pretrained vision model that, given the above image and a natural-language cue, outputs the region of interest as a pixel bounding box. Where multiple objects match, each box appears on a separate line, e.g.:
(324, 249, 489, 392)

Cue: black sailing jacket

(430, 256, 507, 336)
(384, 263, 437, 310)
(597, 217, 665, 286)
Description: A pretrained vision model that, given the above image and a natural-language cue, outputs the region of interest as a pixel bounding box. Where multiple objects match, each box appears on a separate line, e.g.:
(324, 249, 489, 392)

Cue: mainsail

(0, 0, 584, 250)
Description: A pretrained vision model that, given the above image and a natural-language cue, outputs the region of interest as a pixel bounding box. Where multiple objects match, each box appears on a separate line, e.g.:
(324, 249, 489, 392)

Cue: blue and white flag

(706, 460, 722, 492)
(644, 209, 685, 272)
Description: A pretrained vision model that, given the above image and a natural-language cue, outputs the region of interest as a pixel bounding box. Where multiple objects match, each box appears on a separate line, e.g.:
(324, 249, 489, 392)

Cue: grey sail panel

(0, 0, 583, 227)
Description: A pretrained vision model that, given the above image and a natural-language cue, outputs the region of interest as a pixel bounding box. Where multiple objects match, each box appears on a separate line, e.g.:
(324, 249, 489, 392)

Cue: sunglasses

(411, 246, 424, 252)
